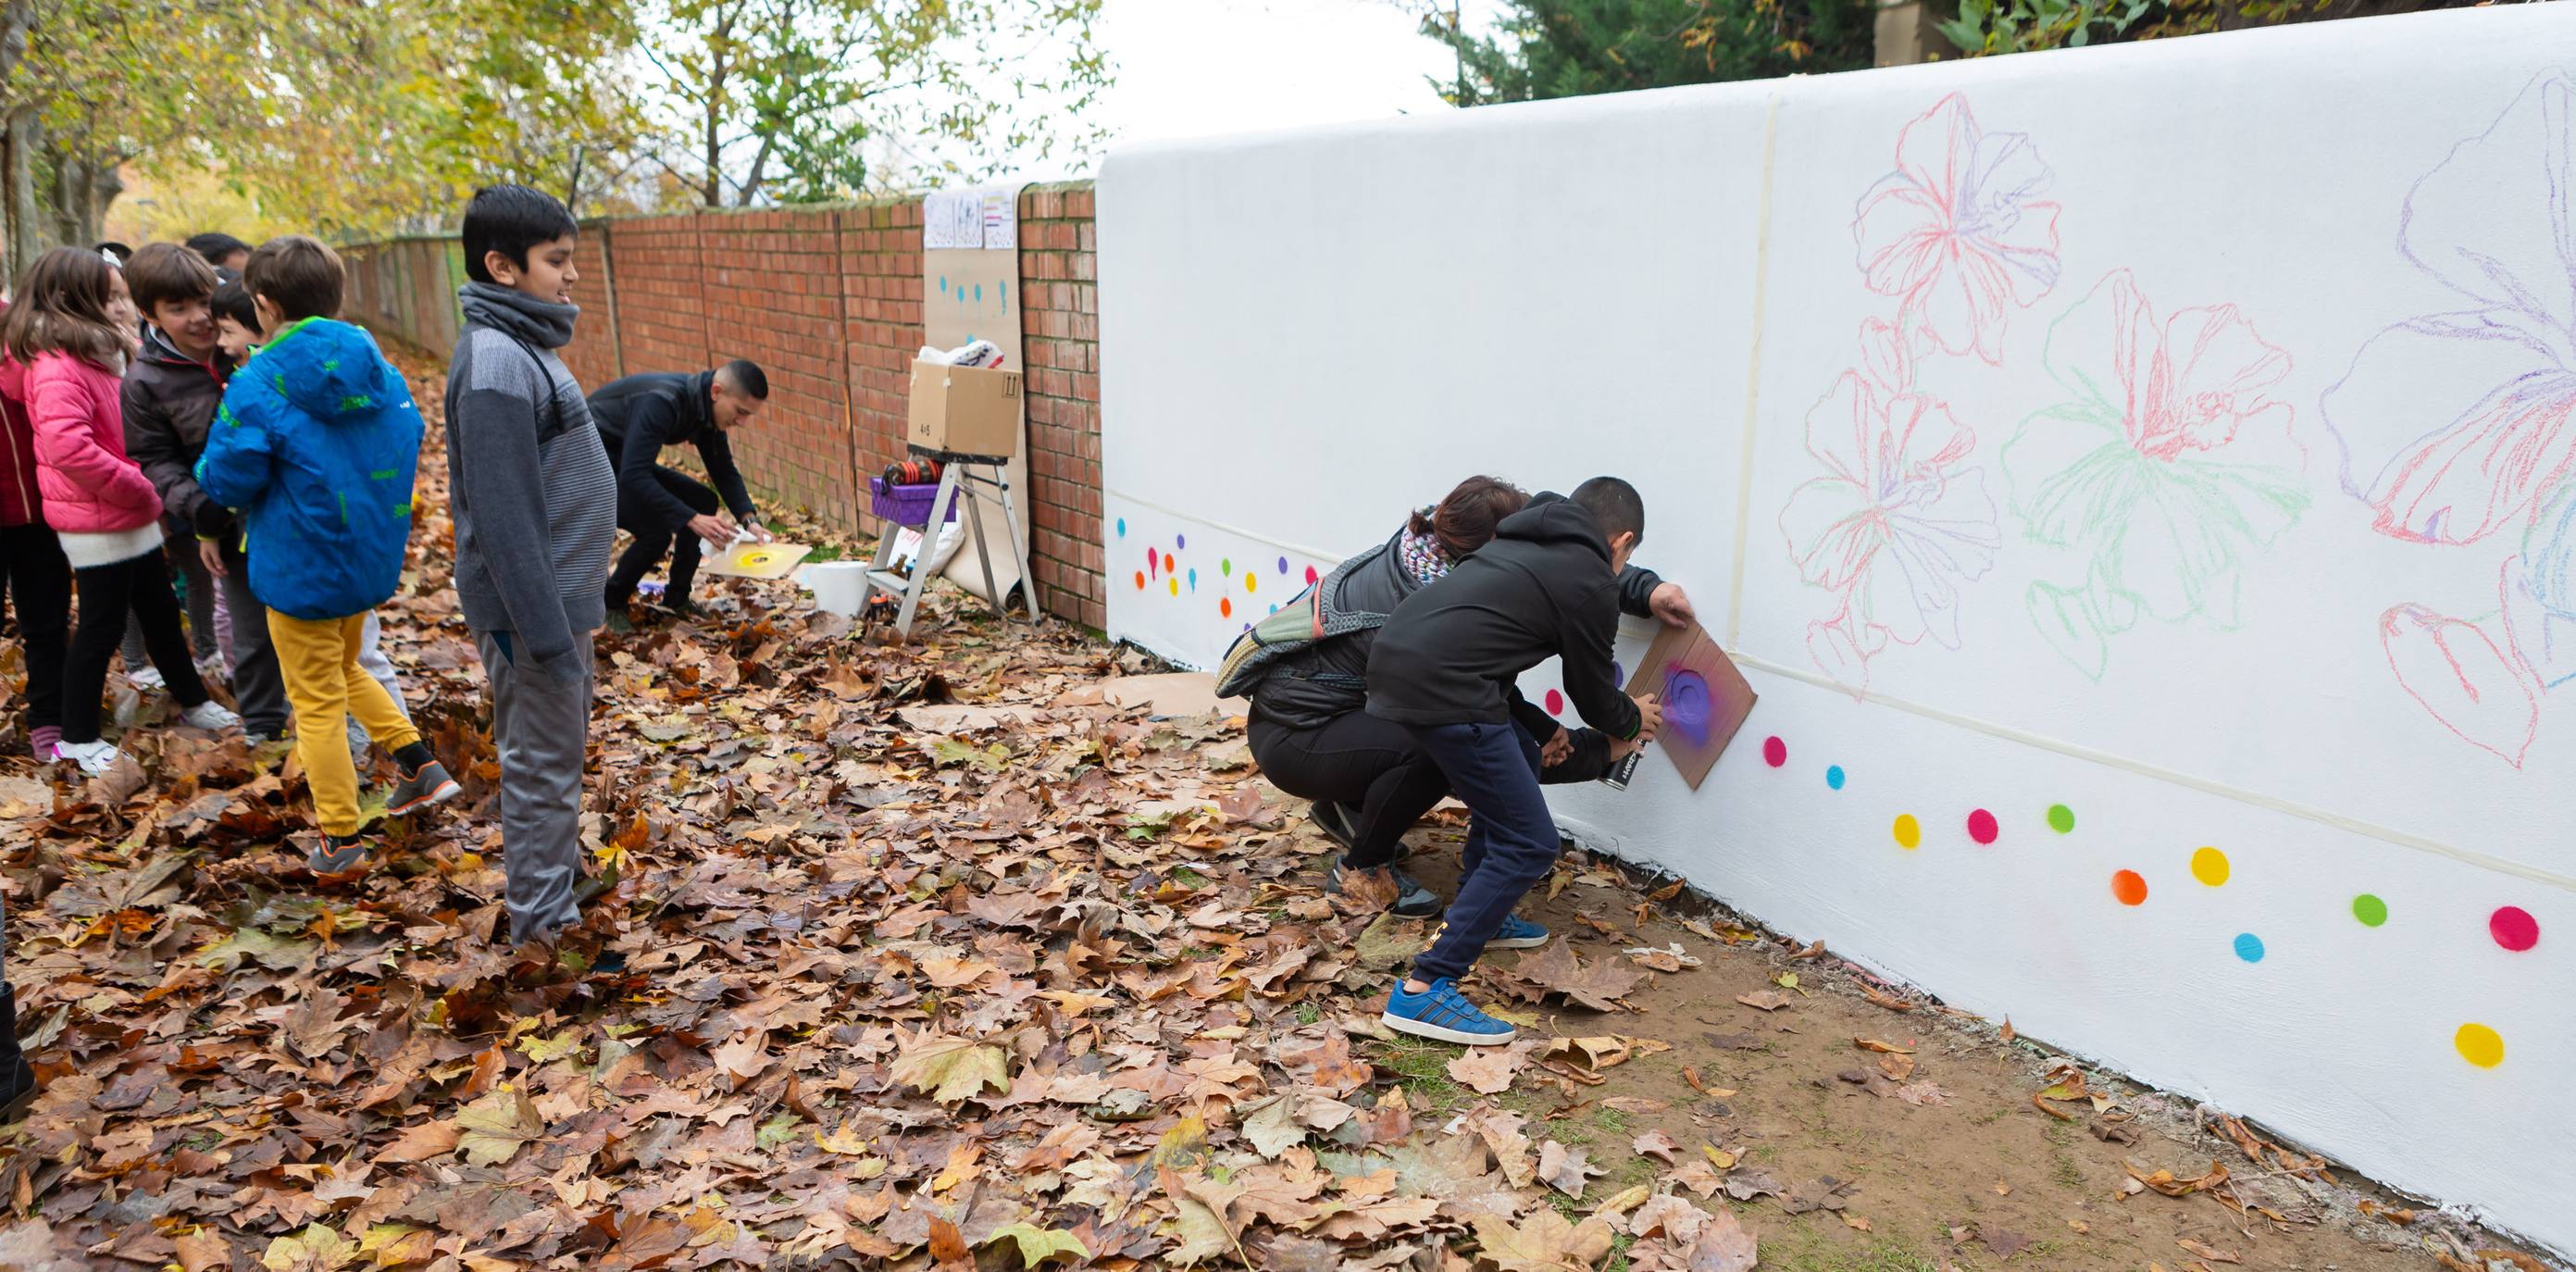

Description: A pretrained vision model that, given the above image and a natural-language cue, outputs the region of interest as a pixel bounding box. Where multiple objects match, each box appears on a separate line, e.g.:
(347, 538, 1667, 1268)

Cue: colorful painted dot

(2490, 905, 2540, 952)
(1115, 518, 1126, 537)
(1220, 597, 1233, 618)
(1187, 567, 1198, 591)
(2047, 804, 2074, 833)
(1892, 815, 1921, 850)
(1276, 556, 1288, 574)
(1267, 604, 1278, 615)
(1133, 571, 1146, 591)
(2352, 894, 2388, 928)
(1761, 736, 1786, 767)
(2456, 1023, 2505, 1068)
(1245, 573, 1258, 593)
(1167, 577, 1179, 597)
(1176, 534, 1187, 550)
(1305, 566, 1320, 585)
(2233, 933, 2266, 963)
(2191, 847, 2230, 886)
(1146, 546, 1158, 576)
(1221, 558, 1232, 576)
(1164, 551, 1176, 573)
(1967, 809, 1998, 845)
(1825, 766, 1846, 790)
(2111, 870, 2147, 905)
(1544, 689, 1564, 715)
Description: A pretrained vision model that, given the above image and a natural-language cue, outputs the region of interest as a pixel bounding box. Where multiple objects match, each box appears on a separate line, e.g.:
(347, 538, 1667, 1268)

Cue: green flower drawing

(2001, 269, 2307, 679)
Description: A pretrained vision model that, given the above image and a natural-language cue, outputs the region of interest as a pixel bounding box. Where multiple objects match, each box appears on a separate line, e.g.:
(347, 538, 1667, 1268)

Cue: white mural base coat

(1099, 9, 2576, 1256)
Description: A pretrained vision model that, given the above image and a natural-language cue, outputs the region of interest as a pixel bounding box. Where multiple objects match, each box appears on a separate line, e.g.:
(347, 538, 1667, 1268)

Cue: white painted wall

(1098, 9, 2576, 1255)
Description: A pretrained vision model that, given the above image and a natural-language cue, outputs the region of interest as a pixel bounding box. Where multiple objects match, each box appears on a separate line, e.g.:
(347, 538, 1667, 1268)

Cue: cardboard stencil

(1621, 621, 1757, 791)
(701, 540, 814, 580)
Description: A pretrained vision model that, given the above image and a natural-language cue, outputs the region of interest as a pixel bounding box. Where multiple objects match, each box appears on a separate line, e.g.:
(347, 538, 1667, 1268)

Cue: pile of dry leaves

(0, 350, 1742, 1271)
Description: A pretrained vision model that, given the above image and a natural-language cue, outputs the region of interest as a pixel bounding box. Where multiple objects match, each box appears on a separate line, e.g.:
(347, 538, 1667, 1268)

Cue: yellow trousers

(268, 610, 421, 836)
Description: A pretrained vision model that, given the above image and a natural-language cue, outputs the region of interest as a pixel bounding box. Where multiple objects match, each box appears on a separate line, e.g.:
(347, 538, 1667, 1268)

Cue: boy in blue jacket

(198, 236, 460, 874)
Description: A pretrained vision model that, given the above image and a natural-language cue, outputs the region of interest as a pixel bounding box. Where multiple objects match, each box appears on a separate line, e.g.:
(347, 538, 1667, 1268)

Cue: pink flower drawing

(1854, 94, 2063, 366)
(2321, 71, 2576, 547)
(1781, 361, 2000, 688)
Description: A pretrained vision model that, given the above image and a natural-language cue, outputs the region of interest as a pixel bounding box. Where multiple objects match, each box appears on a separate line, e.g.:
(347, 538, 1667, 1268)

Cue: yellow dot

(2190, 846, 2229, 886)
(2456, 1023, 2505, 1068)
(1892, 814, 1921, 850)
(1245, 573, 1258, 593)
(1167, 577, 1179, 597)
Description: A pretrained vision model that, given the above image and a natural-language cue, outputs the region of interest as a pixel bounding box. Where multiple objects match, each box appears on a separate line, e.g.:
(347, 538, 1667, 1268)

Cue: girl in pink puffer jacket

(1, 248, 237, 774)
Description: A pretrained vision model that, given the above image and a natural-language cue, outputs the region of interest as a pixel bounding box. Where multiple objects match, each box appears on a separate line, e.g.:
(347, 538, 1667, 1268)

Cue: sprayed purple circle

(1661, 666, 1712, 747)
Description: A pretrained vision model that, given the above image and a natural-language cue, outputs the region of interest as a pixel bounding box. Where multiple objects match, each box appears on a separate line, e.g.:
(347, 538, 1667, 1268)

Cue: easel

(863, 444, 1043, 638)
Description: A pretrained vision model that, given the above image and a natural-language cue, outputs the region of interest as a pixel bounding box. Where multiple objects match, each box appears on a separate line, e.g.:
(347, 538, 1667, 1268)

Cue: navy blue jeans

(1407, 717, 1552, 983)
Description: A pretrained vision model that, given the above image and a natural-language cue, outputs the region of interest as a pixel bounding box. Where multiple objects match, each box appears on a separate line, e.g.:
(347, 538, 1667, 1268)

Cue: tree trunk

(6, 106, 42, 276)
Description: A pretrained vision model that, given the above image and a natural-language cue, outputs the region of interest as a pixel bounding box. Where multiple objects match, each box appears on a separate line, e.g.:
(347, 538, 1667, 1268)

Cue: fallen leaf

(1878, 1053, 1916, 1080)
(1632, 1129, 1682, 1165)
(1513, 940, 1649, 1011)
(1449, 1041, 1533, 1095)
(1842, 1214, 1873, 1232)
(1999, 1017, 2016, 1044)
(2178, 1239, 2241, 1265)
(1734, 991, 1790, 1012)
(1781, 1176, 1856, 1215)
(1470, 1208, 1617, 1272)
(453, 1086, 542, 1166)
(1852, 1038, 1914, 1054)
(1538, 1140, 1604, 1200)
(1681, 1205, 1760, 1272)
(1980, 1227, 2032, 1259)
(1722, 1168, 1783, 1203)
(2067, 1219, 2090, 1235)
(1859, 985, 1915, 1012)
(2125, 1161, 2230, 1197)
(1628, 1194, 1706, 1243)
(890, 1033, 1011, 1104)
(987, 1222, 1091, 1267)
(1893, 1080, 1949, 1106)
(259, 1225, 356, 1272)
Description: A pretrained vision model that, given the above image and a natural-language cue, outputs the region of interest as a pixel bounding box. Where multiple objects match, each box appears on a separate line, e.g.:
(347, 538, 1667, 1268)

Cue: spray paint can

(1600, 748, 1644, 791)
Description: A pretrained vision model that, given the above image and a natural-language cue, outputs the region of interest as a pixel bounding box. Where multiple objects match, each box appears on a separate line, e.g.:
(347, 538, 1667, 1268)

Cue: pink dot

(1967, 809, 1998, 844)
(1145, 546, 1157, 577)
(2491, 906, 2540, 952)
(1761, 736, 1786, 767)
(1543, 690, 1563, 716)
(1305, 566, 1320, 585)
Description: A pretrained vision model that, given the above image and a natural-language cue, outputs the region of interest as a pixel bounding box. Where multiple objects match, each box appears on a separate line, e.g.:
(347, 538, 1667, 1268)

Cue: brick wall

(343, 183, 1106, 629)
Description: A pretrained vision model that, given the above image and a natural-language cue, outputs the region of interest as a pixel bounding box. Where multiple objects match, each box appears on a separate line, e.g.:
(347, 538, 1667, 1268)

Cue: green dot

(2046, 804, 2074, 833)
(2352, 894, 2388, 928)
(1221, 558, 1232, 576)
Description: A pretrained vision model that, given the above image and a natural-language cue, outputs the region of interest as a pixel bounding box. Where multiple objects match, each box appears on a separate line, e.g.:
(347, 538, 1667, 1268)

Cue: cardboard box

(906, 359, 1023, 458)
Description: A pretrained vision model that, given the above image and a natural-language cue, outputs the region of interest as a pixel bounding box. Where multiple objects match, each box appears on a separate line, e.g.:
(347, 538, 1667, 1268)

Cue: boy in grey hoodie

(442, 186, 616, 948)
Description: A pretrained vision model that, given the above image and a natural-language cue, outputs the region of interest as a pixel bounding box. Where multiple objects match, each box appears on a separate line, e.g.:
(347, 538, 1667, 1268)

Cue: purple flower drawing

(1854, 93, 2064, 366)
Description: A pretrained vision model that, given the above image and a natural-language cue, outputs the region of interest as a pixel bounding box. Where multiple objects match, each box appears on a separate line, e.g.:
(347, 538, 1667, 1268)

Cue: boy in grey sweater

(443, 185, 616, 948)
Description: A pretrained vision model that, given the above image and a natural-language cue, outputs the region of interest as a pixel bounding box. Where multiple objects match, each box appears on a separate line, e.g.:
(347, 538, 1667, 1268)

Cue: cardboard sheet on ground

(701, 540, 814, 580)
(1622, 622, 1756, 791)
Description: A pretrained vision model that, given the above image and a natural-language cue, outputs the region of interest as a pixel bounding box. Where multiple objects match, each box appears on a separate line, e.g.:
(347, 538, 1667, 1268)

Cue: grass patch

(1295, 1003, 1322, 1026)
(1367, 1036, 1471, 1116)
(1760, 1219, 1948, 1272)
(1968, 1106, 2013, 1127)
(2045, 1119, 2084, 1189)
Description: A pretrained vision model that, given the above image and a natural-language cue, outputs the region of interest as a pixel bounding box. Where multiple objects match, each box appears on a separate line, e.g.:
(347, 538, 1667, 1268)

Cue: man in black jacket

(119, 243, 291, 740)
(589, 360, 771, 629)
(1366, 478, 1665, 1046)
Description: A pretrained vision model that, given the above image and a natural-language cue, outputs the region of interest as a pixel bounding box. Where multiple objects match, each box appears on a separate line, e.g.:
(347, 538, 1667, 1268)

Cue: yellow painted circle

(2456, 1023, 2505, 1068)
(1167, 577, 1180, 597)
(2190, 846, 2229, 886)
(1892, 814, 1921, 850)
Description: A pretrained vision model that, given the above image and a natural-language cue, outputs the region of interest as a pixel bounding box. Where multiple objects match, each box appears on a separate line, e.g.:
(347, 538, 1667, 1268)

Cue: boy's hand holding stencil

(1619, 620, 1758, 790)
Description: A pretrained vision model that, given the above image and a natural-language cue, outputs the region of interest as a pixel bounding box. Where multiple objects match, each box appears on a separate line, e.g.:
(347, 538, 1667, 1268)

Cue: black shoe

(0, 984, 37, 1120)
(663, 598, 705, 621)
(604, 610, 636, 635)
(1329, 860, 1443, 917)
(1310, 801, 1359, 851)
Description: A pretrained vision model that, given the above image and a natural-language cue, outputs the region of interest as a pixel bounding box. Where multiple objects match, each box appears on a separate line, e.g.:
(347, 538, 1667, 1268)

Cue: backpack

(1213, 541, 1393, 700)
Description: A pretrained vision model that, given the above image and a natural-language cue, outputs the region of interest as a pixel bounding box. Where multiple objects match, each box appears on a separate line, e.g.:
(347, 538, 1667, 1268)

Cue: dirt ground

(1350, 808, 2543, 1272)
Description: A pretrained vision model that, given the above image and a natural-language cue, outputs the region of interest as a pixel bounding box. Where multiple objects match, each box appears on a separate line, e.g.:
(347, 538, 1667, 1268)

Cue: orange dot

(1133, 571, 1146, 590)
(1220, 597, 1233, 617)
(2111, 870, 2147, 906)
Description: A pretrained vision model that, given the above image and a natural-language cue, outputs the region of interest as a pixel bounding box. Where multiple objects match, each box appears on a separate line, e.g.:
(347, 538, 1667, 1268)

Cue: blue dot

(1268, 604, 1278, 615)
(2234, 933, 2265, 963)
(938, 276, 948, 293)
(1825, 766, 1846, 790)
(973, 283, 983, 302)
(1115, 518, 1126, 537)
(1187, 568, 1197, 591)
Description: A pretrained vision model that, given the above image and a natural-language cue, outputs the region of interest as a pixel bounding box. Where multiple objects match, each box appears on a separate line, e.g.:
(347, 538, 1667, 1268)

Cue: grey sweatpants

(476, 630, 592, 945)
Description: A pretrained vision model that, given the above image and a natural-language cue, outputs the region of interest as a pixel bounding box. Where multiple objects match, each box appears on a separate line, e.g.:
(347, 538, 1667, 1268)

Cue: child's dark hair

(1571, 476, 1645, 544)
(1410, 475, 1528, 563)
(243, 235, 344, 323)
(125, 243, 218, 315)
(3, 247, 129, 368)
(185, 232, 252, 266)
(211, 278, 260, 335)
(462, 184, 578, 284)
(721, 358, 768, 399)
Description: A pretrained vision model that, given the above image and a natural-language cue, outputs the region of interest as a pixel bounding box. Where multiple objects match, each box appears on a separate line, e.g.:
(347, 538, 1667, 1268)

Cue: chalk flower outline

(2002, 269, 2307, 678)
(1853, 93, 2064, 366)
(1781, 351, 2001, 688)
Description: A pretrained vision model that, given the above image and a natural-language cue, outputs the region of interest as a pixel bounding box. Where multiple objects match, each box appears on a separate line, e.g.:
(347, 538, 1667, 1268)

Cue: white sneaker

(181, 701, 242, 731)
(56, 740, 129, 776)
(196, 653, 229, 683)
(128, 667, 166, 692)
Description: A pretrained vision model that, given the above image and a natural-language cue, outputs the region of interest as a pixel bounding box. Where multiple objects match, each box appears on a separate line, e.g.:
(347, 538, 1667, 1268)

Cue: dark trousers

(216, 553, 290, 736)
(1250, 709, 1450, 869)
(0, 524, 70, 735)
(1407, 718, 1552, 984)
(66, 546, 208, 742)
(605, 467, 719, 607)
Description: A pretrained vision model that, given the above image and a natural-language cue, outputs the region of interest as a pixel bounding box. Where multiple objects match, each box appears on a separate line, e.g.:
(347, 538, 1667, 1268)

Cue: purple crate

(871, 477, 959, 527)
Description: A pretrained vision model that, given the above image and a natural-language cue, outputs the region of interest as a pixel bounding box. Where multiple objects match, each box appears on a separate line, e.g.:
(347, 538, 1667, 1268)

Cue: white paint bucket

(806, 561, 869, 617)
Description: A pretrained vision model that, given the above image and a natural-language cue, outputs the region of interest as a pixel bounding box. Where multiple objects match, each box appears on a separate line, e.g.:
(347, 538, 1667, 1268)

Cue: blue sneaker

(1383, 978, 1517, 1045)
(1487, 915, 1550, 950)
